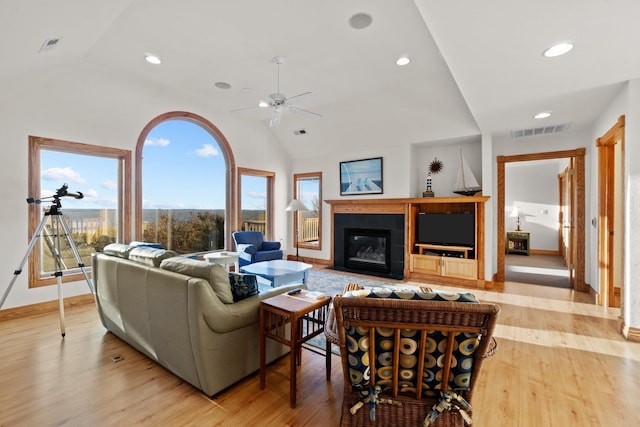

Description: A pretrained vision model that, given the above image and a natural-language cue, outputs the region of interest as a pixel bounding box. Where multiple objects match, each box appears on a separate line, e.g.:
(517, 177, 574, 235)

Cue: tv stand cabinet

(408, 196, 489, 287)
(415, 244, 473, 259)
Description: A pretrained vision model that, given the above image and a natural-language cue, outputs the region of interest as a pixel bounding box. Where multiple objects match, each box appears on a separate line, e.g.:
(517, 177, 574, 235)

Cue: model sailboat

(453, 149, 482, 196)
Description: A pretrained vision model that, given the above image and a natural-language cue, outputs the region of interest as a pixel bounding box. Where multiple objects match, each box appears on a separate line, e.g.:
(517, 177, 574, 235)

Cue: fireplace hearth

(333, 213, 404, 279)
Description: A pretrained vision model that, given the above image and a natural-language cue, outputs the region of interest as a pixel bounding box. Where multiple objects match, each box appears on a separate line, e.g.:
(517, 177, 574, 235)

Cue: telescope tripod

(1, 200, 95, 337)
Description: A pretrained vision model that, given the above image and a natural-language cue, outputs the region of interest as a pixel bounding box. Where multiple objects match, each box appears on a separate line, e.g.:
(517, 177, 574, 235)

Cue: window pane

(40, 151, 118, 274)
(142, 120, 226, 253)
(240, 174, 267, 235)
(294, 172, 322, 250)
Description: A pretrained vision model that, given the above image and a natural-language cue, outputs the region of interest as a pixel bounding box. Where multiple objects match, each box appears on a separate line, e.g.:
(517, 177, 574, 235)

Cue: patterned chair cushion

(341, 288, 479, 396)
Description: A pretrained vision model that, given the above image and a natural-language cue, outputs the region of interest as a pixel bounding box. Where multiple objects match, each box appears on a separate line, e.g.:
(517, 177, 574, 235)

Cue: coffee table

(241, 260, 312, 287)
(259, 290, 331, 408)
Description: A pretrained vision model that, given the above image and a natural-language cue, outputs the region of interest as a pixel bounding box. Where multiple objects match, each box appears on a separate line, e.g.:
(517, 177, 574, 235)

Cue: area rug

(299, 269, 420, 353)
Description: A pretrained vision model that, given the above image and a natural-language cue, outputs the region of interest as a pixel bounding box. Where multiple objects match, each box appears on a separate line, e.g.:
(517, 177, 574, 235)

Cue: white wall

(0, 61, 291, 309)
(414, 138, 482, 198)
(505, 161, 566, 251)
(292, 144, 412, 262)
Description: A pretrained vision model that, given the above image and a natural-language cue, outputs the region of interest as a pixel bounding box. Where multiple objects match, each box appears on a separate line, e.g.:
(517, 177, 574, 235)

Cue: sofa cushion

(228, 273, 259, 302)
(103, 243, 132, 259)
(159, 257, 234, 304)
(129, 246, 176, 267)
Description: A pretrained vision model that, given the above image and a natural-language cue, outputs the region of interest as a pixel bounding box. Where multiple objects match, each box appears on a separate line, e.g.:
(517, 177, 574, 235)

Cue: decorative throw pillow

(228, 273, 259, 302)
(159, 257, 234, 304)
(128, 241, 165, 249)
(129, 246, 176, 267)
(102, 243, 132, 259)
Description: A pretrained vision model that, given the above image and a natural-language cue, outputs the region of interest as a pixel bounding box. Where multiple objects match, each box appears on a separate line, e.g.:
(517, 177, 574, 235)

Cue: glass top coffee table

(241, 260, 312, 287)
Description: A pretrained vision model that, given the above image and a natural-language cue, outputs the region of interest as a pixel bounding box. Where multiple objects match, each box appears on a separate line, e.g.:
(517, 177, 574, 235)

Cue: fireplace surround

(333, 213, 404, 279)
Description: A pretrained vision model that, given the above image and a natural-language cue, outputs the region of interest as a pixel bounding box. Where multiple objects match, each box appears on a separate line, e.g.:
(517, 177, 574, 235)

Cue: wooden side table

(506, 231, 530, 255)
(259, 291, 331, 408)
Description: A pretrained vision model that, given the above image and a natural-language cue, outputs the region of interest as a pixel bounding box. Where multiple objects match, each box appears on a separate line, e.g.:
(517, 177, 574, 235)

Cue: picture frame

(340, 157, 383, 196)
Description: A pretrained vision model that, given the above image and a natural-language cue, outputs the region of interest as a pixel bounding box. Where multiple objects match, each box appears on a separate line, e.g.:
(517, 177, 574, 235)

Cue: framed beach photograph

(340, 157, 383, 196)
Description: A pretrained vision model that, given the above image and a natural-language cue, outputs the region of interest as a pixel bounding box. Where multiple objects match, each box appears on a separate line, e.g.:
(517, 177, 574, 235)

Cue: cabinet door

(410, 255, 441, 275)
(442, 258, 477, 280)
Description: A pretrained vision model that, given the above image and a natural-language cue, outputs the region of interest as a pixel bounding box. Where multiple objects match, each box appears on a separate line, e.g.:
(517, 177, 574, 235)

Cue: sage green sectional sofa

(92, 245, 304, 396)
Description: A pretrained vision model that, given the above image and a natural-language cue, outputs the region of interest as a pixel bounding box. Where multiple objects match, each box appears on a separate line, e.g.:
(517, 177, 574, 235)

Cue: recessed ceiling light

(214, 82, 231, 89)
(258, 101, 269, 108)
(543, 42, 574, 58)
(145, 54, 162, 65)
(534, 111, 552, 119)
(349, 13, 372, 29)
(396, 56, 411, 66)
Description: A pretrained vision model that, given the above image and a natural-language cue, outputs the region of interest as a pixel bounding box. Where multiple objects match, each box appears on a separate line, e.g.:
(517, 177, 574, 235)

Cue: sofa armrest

(194, 282, 307, 334)
(236, 243, 257, 255)
(262, 240, 281, 250)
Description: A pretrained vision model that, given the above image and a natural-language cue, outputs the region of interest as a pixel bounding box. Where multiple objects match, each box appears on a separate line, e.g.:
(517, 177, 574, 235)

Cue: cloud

(83, 188, 99, 199)
(101, 180, 117, 190)
(247, 191, 266, 200)
(41, 167, 86, 185)
(144, 137, 171, 147)
(194, 144, 219, 157)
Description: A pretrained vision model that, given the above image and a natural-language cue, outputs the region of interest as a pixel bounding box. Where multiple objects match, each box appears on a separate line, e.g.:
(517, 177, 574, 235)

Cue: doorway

(497, 149, 587, 292)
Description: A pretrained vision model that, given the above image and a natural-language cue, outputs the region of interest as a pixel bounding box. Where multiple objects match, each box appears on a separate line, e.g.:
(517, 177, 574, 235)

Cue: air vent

(511, 123, 570, 139)
(39, 37, 62, 52)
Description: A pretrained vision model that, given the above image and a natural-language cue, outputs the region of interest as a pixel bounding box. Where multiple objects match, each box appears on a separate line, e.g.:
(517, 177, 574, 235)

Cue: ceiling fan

(231, 57, 323, 128)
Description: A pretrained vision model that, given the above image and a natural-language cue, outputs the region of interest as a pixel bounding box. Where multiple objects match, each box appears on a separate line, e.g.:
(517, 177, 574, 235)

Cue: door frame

(596, 115, 625, 307)
(496, 149, 587, 291)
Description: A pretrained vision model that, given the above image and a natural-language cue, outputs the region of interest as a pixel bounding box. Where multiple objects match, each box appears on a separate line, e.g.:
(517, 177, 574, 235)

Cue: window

(28, 136, 131, 288)
(136, 112, 236, 253)
(238, 167, 275, 239)
(294, 172, 322, 250)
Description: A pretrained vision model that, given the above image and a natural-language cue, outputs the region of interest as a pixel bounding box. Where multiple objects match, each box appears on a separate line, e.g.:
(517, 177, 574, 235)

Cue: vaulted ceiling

(3, 0, 639, 158)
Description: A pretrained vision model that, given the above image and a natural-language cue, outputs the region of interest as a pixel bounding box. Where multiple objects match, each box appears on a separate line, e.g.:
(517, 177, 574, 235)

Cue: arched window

(135, 112, 236, 253)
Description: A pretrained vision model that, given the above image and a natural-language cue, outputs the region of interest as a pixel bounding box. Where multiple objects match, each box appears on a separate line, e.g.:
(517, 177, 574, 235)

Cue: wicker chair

(331, 287, 500, 427)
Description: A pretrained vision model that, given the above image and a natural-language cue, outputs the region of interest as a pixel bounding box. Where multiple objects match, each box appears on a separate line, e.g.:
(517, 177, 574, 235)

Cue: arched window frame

(135, 112, 237, 248)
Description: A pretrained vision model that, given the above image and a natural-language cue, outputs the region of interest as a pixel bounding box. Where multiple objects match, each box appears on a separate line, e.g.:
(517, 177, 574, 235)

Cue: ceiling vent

(511, 123, 571, 139)
(39, 37, 62, 52)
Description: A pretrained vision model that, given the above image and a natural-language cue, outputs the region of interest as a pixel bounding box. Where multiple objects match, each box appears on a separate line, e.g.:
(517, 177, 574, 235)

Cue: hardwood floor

(1, 280, 639, 426)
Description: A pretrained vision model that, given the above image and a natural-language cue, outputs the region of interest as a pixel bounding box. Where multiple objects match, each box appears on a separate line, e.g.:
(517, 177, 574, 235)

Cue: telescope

(26, 183, 84, 205)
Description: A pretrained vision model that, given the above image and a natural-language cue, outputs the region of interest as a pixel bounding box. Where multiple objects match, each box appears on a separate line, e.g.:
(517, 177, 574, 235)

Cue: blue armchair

(232, 231, 283, 267)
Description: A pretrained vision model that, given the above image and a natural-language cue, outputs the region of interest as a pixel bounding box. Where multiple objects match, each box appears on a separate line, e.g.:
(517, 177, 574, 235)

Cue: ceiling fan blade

(270, 108, 283, 128)
(230, 105, 262, 113)
(244, 87, 273, 104)
(284, 91, 314, 105)
(289, 106, 323, 120)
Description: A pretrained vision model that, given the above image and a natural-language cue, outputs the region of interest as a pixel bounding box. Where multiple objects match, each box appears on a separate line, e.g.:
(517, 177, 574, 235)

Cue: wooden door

(558, 165, 574, 288)
(596, 116, 624, 308)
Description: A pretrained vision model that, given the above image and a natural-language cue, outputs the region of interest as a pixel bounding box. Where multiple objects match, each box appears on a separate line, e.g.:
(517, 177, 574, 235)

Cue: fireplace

(344, 228, 391, 274)
(333, 213, 404, 279)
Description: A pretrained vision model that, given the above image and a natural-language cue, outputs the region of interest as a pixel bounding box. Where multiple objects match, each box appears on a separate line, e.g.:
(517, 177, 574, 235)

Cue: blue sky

(40, 120, 266, 210)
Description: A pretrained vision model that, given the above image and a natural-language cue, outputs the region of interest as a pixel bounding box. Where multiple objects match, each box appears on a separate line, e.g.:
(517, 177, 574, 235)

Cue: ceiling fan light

(543, 42, 573, 58)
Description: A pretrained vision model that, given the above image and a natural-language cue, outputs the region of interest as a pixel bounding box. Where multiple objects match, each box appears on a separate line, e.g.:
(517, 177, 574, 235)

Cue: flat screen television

(418, 212, 475, 247)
